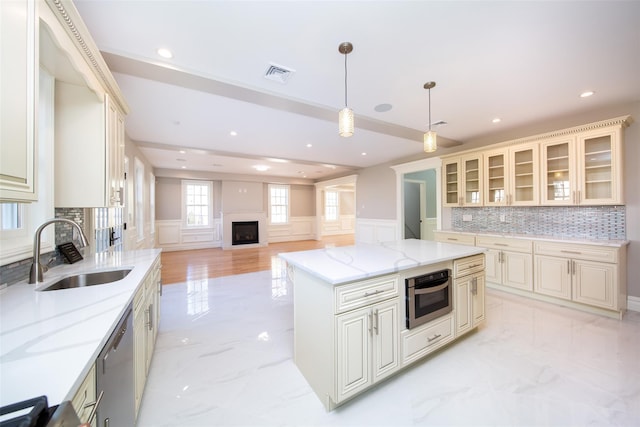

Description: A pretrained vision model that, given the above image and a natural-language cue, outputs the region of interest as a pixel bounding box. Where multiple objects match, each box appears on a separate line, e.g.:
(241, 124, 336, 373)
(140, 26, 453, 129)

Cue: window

(269, 184, 289, 224)
(135, 157, 145, 241)
(149, 173, 155, 233)
(182, 180, 212, 227)
(325, 190, 339, 221)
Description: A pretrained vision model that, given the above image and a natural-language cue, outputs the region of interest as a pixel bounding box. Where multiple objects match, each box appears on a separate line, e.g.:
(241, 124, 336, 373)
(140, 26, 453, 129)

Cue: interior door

(403, 180, 423, 239)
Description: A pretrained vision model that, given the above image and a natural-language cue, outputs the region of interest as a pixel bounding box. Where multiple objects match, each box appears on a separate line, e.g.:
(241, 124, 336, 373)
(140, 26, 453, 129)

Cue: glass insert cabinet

(440, 116, 629, 208)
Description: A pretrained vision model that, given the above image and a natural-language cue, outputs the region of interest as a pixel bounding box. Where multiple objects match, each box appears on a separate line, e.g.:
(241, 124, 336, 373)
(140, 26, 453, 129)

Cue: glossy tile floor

(137, 264, 640, 426)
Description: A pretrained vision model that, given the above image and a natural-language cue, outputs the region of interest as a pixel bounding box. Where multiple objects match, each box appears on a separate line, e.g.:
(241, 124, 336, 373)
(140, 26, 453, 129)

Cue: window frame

(268, 184, 290, 225)
(134, 157, 145, 242)
(181, 180, 213, 229)
(324, 190, 339, 222)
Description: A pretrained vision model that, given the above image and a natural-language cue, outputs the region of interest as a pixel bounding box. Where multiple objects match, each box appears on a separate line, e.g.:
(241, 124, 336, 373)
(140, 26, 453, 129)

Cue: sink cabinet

(0, 0, 37, 202)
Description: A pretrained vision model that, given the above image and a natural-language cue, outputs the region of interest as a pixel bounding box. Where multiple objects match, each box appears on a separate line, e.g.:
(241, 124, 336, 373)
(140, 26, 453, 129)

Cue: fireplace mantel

(222, 212, 268, 249)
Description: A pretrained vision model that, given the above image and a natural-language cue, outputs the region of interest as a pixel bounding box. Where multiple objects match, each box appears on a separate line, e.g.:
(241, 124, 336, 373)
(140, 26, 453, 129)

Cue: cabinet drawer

(453, 254, 485, 278)
(534, 241, 618, 263)
(334, 275, 399, 314)
(476, 235, 532, 253)
(401, 315, 454, 365)
(434, 232, 476, 246)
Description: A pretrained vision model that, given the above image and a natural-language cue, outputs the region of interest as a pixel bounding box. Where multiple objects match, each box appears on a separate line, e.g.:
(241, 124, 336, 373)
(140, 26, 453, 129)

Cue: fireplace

(232, 221, 259, 246)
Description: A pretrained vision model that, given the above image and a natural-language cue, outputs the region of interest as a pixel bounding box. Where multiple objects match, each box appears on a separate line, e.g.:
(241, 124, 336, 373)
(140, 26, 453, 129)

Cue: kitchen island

(280, 239, 486, 411)
(0, 249, 161, 418)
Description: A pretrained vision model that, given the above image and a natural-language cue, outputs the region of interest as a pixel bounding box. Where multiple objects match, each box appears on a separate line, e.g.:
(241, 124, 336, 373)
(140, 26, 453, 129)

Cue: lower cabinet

(401, 314, 454, 365)
(134, 257, 162, 417)
(336, 299, 400, 402)
(476, 235, 532, 291)
(71, 365, 97, 427)
(455, 272, 486, 336)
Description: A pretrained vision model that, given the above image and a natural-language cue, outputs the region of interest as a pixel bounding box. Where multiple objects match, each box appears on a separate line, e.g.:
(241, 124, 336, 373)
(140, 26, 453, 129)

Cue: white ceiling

(73, 0, 640, 181)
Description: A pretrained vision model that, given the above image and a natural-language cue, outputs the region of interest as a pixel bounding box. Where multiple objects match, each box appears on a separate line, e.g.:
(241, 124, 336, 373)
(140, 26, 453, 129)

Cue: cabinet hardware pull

(572, 260, 576, 275)
(364, 289, 383, 297)
(374, 309, 379, 335)
(368, 312, 373, 334)
(561, 250, 581, 255)
(447, 238, 459, 241)
(83, 390, 103, 425)
(494, 243, 508, 247)
(427, 333, 442, 343)
(567, 260, 571, 275)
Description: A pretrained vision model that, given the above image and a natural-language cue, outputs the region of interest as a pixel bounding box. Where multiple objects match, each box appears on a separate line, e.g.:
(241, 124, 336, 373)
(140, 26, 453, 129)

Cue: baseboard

(628, 296, 640, 312)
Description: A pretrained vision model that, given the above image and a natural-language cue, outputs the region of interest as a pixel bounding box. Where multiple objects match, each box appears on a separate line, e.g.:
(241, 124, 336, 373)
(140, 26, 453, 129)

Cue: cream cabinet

(433, 231, 476, 246)
(442, 154, 483, 207)
(133, 257, 161, 417)
(534, 241, 625, 314)
(476, 235, 532, 291)
(71, 364, 97, 427)
(401, 314, 454, 365)
(484, 143, 539, 206)
(336, 298, 399, 402)
(455, 272, 485, 337)
(55, 87, 125, 207)
(0, 0, 37, 202)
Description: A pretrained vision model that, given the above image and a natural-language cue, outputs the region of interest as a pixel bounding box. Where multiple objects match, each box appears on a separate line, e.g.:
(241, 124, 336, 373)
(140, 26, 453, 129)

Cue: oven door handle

(413, 282, 449, 295)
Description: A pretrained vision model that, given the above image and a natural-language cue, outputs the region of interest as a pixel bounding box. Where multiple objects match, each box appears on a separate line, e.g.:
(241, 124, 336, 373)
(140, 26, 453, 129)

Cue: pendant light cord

(428, 88, 431, 131)
(344, 52, 348, 107)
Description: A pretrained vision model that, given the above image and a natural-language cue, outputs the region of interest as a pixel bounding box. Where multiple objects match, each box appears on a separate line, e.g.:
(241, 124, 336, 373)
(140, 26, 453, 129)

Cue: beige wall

(355, 163, 397, 220)
(290, 184, 315, 216)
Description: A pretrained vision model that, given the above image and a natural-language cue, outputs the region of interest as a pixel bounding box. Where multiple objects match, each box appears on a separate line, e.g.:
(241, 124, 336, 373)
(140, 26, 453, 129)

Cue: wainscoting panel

(355, 218, 399, 244)
(268, 216, 316, 243)
(156, 219, 222, 251)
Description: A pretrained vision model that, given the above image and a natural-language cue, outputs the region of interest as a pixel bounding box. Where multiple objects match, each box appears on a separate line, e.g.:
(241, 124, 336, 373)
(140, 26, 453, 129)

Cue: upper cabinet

(39, 0, 129, 207)
(442, 116, 631, 208)
(0, 0, 38, 202)
(484, 143, 539, 206)
(442, 154, 483, 207)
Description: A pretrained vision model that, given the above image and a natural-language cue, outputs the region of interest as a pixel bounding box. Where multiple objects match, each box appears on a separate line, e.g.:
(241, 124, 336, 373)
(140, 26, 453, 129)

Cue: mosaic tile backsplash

(451, 206, 626, 240)
(0, 208, 86, 287)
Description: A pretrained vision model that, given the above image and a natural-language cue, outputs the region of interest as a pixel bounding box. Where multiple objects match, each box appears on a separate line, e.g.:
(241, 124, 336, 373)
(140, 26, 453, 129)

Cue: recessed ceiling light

(180, 165, 187, 169)
(374, 103, 393, 113)
(492, 118, 501, 123)
(361, 152, 367, 156)
(253, 165, 270, 172)
(580, 91, 595, 98)
(306, 143, 312, 148)
(157, 48, 173, 59)
(230, 131, 238, 136)
(179, 150, 186, 154)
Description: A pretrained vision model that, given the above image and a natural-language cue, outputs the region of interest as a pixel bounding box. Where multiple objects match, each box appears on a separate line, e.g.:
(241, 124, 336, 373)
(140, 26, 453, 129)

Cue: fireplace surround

(222, 212, 267, 249)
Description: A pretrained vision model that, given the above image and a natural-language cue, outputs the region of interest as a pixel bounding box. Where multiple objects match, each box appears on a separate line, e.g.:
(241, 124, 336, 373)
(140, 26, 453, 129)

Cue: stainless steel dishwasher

(96, 305, 134, 427)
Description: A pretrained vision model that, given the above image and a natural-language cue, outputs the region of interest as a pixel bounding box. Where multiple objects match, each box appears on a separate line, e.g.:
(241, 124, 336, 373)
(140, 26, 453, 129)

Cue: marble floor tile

(136, 270, 640, 426)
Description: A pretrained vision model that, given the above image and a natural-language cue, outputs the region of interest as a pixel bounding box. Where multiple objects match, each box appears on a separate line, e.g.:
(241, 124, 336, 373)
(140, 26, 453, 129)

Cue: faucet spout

(28, 218, 89, 284)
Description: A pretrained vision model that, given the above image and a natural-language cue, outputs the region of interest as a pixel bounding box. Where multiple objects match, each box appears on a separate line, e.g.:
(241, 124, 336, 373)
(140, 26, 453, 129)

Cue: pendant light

(338, 42, 354, 137)
(423, 81, 437, 153)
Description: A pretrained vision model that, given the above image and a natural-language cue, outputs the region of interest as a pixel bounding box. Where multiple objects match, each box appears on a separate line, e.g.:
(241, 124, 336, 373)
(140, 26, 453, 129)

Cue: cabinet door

(577, 128, 622, 205)
(534, 255, 571, 300)
(484, 150, 507, 205)
(336, 307, 371, 402)
(443, 159, 461, 206)
(573, 260, 616, 309)
(471, 274, 485, 327)
(462, 155, 483, 206)
(106, 95, 125, 206)
(540, 137, 576, 205)
(510, 144, 539, 205)
(133, 301, 146, 416)
(0, 0, 37, 202)
(483, 249, 502, 285)
(503, 251, 533, 291)
(371, 300, 400, 382)
(455, 276, 471, 335)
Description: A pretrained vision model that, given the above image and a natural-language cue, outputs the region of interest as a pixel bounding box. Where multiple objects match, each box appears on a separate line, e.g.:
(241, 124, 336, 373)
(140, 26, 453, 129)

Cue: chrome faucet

(29, 218, 89, 284)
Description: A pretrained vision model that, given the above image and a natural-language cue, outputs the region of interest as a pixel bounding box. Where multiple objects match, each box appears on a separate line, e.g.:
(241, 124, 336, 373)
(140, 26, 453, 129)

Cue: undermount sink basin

(40, 269, 132, 291)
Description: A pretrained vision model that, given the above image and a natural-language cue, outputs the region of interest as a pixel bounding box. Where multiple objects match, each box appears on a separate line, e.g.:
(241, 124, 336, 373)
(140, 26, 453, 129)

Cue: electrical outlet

(500, 214, 506, 222)
(463, 214, 472, 222)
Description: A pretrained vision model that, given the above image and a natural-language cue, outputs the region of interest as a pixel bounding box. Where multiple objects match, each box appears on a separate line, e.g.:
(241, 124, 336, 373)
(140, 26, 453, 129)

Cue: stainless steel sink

(40, 269, 132, 291)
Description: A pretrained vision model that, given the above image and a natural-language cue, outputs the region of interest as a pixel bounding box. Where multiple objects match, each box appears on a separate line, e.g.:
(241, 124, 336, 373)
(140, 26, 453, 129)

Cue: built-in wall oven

(405, 269, 452, 329)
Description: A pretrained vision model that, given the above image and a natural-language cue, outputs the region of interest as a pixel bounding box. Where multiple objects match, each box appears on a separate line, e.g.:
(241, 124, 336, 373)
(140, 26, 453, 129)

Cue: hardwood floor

(160, 234, 354, 284)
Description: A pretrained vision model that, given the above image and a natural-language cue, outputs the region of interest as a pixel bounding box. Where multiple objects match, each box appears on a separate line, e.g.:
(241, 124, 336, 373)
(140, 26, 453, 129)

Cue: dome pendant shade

(338, 42, 354, 138)
(339, 107, 354, 137)
(424, 130, 437, 153)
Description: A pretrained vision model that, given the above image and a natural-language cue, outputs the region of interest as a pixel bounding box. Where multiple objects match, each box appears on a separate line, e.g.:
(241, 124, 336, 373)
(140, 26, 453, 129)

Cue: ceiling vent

(264, 63, 295, 84)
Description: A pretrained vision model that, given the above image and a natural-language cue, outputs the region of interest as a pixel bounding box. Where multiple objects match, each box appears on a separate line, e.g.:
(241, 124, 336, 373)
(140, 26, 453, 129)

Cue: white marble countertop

(279, 239, 485, 285)
(435, 230, 629, 247)
(0, 249, 161, 407)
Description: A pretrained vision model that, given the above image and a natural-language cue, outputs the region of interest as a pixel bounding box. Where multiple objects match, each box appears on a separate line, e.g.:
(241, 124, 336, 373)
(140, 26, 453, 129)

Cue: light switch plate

(463, 214, 472, 222)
